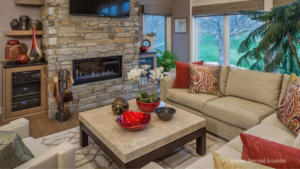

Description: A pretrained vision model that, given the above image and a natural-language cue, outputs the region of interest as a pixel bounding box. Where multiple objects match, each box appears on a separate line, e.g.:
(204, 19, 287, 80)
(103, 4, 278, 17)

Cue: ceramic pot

(10, 19, 20, 30)
(136, 98, 161, 113)
(19, 15, 29, 30)
(141, 46, 147, 53)
(29, 19, 41, 30)
(17, 54, 29, 64)
(27, 28, 42, 62)
(5, 40, 21, 61)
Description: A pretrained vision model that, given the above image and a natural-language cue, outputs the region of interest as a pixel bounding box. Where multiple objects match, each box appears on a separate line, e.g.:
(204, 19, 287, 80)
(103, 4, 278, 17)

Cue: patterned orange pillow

(277, 79, 300, 136)
(188, 64, 223, 97)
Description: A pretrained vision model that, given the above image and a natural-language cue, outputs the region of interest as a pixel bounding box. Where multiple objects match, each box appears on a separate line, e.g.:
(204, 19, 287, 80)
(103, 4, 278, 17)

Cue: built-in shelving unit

(4, 30, 45, 36)
(15, 0, 44, 6)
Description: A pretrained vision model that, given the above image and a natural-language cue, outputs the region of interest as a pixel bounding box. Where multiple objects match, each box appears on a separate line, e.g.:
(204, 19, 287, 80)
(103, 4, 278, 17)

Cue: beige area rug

(36, 127, 227, 169)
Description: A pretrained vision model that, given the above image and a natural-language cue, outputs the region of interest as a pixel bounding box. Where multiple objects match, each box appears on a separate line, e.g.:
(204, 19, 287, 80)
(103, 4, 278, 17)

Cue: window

(196, 15, 263, 68)
(197, 16, 224, 65)
(145, 15, 166, 52)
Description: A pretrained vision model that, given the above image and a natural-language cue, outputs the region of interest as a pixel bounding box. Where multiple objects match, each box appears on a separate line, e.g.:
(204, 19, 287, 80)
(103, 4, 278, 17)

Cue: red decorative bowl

(136, 98, 161, 113)
(116, 111, 151, 131)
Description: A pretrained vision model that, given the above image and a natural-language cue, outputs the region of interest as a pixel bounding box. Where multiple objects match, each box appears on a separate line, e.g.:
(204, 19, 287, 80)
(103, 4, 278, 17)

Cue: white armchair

(0, 118, 76, 169)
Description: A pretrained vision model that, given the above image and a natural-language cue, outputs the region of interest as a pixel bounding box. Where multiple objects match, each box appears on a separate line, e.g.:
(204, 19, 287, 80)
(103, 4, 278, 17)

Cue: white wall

(192, 0, 248, 6)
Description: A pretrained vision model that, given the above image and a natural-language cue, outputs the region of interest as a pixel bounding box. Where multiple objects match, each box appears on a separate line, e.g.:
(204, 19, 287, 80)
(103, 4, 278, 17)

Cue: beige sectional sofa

(160, 66, 296, 168)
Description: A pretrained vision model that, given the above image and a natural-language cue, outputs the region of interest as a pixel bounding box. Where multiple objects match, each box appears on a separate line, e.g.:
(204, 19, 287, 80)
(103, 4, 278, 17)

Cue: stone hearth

(41, 0, 140, 117)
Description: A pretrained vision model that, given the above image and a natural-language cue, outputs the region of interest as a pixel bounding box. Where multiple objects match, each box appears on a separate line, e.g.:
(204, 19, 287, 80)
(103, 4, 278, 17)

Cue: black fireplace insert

(73, 56, 122, 85)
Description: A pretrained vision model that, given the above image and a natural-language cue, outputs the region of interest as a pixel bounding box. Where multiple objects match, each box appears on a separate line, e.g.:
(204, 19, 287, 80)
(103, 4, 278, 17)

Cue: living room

(1, 0, 300, 168)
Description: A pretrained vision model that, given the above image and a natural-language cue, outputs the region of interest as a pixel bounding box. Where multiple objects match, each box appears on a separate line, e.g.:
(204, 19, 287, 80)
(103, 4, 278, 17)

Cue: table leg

(196, 132, 206, 156)
(80, 123, 88, 147)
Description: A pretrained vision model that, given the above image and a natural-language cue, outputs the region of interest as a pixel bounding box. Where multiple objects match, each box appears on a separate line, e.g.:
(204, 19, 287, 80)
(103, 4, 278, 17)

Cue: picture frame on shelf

(174, 17, 188, 34)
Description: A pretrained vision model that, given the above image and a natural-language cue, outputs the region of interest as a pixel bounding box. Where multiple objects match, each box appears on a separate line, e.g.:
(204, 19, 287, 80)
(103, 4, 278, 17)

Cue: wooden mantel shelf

(4, 30, 45, 36)
(15, 0, 44, 6)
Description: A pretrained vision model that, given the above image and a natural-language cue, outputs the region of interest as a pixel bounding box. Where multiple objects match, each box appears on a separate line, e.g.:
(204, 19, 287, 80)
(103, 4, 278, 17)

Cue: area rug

(36, 127, 227, 169)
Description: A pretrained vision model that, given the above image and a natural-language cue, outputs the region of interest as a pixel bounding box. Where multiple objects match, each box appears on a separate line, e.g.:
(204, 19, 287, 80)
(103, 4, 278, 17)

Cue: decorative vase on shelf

(5, 40, 21, 62)
(10, 19, 20, 30)
(29, 19, 42, 30)
(27, 28, 42, 62)
(19, 15, 29, 30)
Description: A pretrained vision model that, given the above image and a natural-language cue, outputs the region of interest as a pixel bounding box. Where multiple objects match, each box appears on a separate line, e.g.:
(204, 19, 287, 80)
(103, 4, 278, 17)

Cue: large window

(196, 15, 263, 68)
(145, 15, 166, 52)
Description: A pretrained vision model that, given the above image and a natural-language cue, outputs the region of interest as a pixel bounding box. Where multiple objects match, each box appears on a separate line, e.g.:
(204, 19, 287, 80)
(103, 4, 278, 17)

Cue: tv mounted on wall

(70, 0, 130, 17)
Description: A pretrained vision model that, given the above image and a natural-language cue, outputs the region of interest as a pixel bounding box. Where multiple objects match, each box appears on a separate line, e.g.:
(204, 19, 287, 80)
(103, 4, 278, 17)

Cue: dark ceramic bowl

(116, 111, 151, 131)
(155, 107, 176, 121)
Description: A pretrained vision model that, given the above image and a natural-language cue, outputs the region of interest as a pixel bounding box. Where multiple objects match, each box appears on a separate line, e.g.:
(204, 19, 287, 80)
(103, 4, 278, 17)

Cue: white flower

(141, 65, 151, 70)
(127, 66, 142, 81)
(158, 67, 164, 73)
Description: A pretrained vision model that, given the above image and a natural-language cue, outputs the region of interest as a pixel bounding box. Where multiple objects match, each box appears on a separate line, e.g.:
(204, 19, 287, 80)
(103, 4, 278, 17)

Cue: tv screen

(70, 0, 130, 17)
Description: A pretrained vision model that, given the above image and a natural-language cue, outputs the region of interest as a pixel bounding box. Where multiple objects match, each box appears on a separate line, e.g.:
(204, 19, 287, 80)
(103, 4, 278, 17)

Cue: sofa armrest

(160, 75, 176, 102)
(0, 118, 29, 139)
(16, 142, 76, 169)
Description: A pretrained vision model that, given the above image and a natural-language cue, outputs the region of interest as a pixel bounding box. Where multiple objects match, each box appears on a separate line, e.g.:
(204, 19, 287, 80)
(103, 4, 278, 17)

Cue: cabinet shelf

(4, 30, 44, 36)
(15, 0, 44, 6)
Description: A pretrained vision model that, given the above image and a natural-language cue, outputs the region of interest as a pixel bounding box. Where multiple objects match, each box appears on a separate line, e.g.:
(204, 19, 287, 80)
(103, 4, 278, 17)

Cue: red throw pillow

(240, 133, 300, 168)
(173, 60, 204, 88)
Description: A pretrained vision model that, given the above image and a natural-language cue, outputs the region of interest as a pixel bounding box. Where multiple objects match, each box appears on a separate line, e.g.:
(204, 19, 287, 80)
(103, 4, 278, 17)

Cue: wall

(42, 0, 140, 117)
(192, 0, 249, 6)
(172, 0, 191, 63)
(0, 0, 41, 108)
(139, 0, 172, 6)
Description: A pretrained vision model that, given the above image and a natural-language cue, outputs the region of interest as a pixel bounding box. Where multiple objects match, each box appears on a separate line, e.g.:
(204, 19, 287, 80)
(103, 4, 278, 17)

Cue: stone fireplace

(41, 0, 140, 118)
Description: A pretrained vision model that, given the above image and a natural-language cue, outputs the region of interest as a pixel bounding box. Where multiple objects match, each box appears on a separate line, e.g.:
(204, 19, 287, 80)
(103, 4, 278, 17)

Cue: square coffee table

(80, 100, 206, 168)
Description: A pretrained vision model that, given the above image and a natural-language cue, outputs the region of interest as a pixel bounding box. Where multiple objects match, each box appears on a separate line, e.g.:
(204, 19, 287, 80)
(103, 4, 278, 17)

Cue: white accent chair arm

(15, 142, 76, 169)
(160, 76, 176, 102)
(0, 118, 29, 139)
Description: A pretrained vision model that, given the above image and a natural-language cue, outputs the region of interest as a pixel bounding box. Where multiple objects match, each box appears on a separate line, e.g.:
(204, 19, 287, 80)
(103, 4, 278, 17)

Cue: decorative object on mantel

(5, 40, 21, 61)
(19, 15, 29, 30)
(10, 19, 20, 30)
(116, 111, 151, 131)
(17, 54, 29, 64)
(127, 65, 164, 112)
(112, 97, 129, 115)
(174, 17, 188, 34)
(155, 107, 176, 121)
(141, 33, 156, 52)
(29, 19, 42, 30)
(27, 28, 42, 62)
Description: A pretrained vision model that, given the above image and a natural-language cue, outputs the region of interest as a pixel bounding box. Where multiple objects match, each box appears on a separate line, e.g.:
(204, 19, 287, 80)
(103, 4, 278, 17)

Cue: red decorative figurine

(17, 54, 29, 64)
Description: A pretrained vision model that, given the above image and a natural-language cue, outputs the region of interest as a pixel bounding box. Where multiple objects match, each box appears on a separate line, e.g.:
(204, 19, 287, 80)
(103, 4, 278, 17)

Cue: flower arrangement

(127, 65, 164, 103)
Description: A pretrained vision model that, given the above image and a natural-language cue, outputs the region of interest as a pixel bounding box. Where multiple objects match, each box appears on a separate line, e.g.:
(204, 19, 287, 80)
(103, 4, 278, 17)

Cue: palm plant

(236, 0, 300, 75)
(157, 48, 179, 72)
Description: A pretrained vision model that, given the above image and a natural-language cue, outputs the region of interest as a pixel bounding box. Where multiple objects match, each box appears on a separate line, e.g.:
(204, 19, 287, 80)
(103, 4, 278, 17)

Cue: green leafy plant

(157, 48, 179, 72)
(127, 65, 163, 103)
(236, 0, 300, 75)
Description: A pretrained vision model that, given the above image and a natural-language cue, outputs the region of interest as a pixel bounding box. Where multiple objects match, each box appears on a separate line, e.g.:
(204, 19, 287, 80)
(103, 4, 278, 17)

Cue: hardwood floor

(29, 112, 79, 138)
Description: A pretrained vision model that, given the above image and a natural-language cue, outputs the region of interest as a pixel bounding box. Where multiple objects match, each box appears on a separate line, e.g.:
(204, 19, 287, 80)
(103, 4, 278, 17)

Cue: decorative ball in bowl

(116, 111, 151, 131)
(155, 107, 176, 121)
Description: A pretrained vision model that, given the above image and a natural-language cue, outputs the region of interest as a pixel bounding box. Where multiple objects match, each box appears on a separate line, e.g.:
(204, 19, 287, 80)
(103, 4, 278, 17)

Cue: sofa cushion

(203, 96, 276, 130)
(227, 123, 296, 153)
(23, 137, 51, 156)
(167, 89, 219, 112)
(186, 145, 241, 169)
(225, 67, 283, 109)
(219, 66, 229, 95)
(262, 113, 291, 133)
(188, 64, 223, 97)
(278, 74, 290, 108)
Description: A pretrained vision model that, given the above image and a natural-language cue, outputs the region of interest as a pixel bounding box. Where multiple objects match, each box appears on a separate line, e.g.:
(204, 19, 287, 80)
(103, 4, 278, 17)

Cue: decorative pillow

(188, 64, 222, 97)
(286, 73, 300, 90)
(240, 133, 300, 168)
(277, 79, 300, 136)
(0, 131, 34, 168)
(213, 152, 273, 169)
(173, 60, 204, 89)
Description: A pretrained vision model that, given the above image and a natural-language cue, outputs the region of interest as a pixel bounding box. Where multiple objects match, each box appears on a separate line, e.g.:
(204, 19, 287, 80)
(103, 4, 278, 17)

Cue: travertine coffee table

(80, 100, 206, 168)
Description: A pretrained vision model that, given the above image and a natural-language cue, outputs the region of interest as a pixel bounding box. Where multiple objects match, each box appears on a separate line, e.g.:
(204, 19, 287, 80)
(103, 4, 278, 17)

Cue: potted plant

(157, 48, 179, 72)
(127, 65, 164, 112)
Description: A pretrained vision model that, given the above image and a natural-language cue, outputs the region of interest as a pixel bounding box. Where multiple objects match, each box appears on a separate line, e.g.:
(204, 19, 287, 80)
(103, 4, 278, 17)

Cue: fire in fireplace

(72, 56, 122, 85)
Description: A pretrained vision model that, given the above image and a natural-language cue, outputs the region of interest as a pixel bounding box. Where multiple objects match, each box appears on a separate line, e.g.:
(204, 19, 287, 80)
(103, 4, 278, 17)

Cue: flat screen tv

(70, 0, 130, 17)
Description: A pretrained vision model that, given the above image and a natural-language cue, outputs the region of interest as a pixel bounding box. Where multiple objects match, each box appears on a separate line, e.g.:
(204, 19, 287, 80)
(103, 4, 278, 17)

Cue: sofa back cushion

(225, 67, 283, 109)
(278, 74, 290, 108)
(219, 66, 229, 95)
